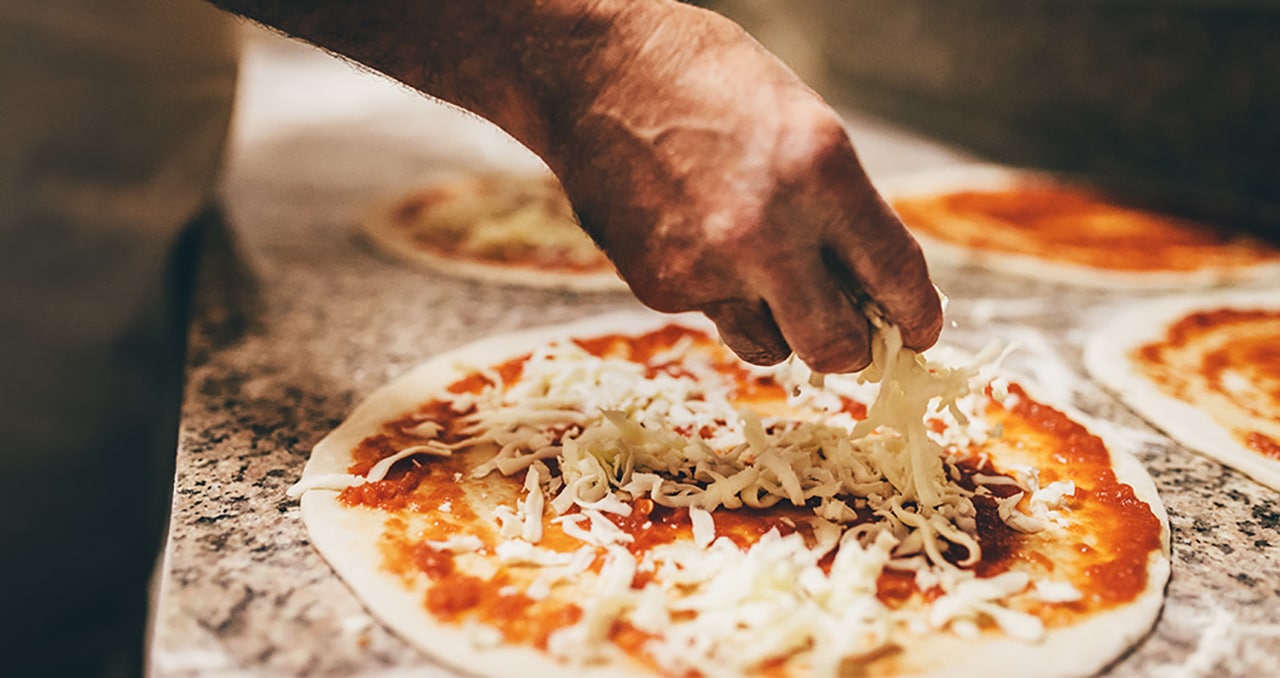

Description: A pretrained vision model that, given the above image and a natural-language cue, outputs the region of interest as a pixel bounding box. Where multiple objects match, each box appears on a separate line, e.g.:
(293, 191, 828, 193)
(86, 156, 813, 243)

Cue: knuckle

(778, 109, 854, 178)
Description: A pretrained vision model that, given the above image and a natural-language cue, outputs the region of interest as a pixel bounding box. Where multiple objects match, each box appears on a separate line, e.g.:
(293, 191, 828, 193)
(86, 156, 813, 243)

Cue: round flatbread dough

(1085, 290, 1280, 491)
(362, 172, 628, 292)
(880, 165, 1280, 289)
(292, 311, 1170, 677)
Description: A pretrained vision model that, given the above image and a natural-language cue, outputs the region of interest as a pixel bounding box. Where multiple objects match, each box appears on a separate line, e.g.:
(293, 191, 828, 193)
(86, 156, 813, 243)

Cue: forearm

(207, 0, 669, 157)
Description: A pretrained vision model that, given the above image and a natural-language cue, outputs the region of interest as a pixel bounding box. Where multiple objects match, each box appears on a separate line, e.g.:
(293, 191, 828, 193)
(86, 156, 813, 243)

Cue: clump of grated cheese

(353, 323, 1069, 674)
(410, 174, 608, 268)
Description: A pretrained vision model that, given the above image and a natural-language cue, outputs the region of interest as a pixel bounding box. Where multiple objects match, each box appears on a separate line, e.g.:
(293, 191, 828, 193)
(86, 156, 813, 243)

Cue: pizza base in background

(291, 312, 1170, 677)
(362, 172, 628, 292)
(1086, 291, 1280, 491)
(880, 165, 1280, 289)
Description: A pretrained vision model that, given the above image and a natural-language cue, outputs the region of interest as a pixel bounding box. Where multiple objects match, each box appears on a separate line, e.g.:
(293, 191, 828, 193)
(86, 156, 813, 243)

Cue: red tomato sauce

(892, 185, 1280, 272)
(989, 384, 1164, 612)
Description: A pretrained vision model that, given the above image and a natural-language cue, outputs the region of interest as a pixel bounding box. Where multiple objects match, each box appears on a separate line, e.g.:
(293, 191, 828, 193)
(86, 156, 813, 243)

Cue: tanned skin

(209, 0, 942, 372)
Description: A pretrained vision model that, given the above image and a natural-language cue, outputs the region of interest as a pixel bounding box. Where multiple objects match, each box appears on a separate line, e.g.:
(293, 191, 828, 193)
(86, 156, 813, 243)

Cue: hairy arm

(206, 0, 645, 159)
(209, 0, 943, 372)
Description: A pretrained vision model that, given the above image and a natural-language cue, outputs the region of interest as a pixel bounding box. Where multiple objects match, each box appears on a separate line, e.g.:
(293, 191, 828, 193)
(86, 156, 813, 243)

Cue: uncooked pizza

(881, 165, 1280, 288)
(290, 312, 1170, 676)
(362, 172, 627, 291)
(1086, 291, 1280, 491)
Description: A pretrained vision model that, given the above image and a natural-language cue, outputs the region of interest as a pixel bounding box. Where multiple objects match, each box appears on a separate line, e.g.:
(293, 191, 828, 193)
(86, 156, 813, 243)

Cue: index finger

(773, 121, 943, 351)
(826, 190, 943, 351)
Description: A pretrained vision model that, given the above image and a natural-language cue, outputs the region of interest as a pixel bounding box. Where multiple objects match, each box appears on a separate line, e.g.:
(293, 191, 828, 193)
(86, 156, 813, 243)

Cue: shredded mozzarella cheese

(358, 321, 1080, 674)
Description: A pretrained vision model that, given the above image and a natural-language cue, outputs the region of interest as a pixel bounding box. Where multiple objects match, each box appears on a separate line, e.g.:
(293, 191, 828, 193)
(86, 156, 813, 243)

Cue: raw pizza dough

(293, 312, 1170, 677)
(362, 172, 628, 292)
(879, 165, 1280, 289)
(1085, 290, 1280, 490)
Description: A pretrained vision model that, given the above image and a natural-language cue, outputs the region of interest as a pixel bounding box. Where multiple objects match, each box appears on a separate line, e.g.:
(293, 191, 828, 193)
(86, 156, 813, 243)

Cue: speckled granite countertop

(149, 33, 1279, 677)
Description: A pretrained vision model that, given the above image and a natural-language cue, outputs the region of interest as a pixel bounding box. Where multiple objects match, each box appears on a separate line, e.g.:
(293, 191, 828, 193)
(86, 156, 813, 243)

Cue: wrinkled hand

(206, 0, 938, 370)
(545, 3, 942, 372)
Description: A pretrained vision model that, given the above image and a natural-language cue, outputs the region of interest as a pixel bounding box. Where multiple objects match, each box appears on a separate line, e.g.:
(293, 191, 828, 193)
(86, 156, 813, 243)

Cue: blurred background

(705, 0, 1280, 220)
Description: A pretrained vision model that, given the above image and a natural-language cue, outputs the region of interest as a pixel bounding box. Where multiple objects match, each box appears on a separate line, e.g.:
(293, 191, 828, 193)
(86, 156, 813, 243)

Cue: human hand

(544, 2, 942, 372)
(203, 0, 938, 372)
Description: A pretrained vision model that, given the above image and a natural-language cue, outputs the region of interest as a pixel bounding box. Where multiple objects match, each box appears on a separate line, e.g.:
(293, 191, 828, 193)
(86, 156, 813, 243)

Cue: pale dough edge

(360, 180, 630, 293)
(1083, 290, 1280, 492)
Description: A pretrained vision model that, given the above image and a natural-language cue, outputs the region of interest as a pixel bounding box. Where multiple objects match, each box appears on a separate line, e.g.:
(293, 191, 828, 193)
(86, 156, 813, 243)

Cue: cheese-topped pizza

(362, 172, 627, 291)
(881, 165, 1280, 289)
(1086, 291, 1280, 491)
(291, 312, 1170, 676)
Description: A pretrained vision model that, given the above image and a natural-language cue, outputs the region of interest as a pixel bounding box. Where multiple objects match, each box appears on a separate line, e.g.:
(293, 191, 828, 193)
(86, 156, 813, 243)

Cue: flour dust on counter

(1085, 290, 1280, 491)
(287, 310, 1170, 677)
(361, 172, 628, 292)
(880, 165, 1280, 290)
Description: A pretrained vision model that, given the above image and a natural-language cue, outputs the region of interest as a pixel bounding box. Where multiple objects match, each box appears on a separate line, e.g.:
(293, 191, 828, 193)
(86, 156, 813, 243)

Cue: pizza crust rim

(360, 178, 631, 293)
(878, 164, 1280, 290)
(295, 311, 1171, 677)
(1084, 290, 1280, 491)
